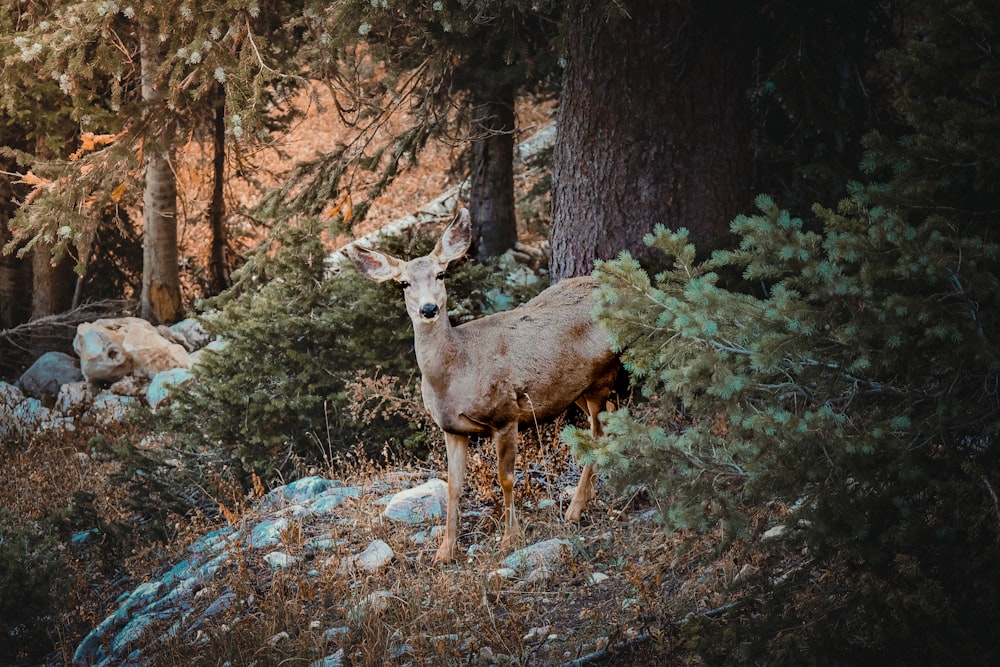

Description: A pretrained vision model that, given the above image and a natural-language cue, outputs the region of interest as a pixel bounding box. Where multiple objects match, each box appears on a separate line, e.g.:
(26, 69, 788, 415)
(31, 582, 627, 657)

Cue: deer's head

(346, 208, 472, 324)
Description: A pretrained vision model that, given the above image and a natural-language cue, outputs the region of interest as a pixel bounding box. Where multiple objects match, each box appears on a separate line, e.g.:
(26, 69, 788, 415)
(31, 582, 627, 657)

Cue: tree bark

(0, 180, 30, 328)
(30, 242, 75, 319)
(469, 89, 518, 261)
(550, 0, 754, 279)
(207, 87, 230, 295)
(140, 35, 183, 324)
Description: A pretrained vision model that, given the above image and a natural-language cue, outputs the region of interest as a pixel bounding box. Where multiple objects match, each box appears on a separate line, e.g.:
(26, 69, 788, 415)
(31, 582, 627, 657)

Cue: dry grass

(0, 406, 716, 666)
(128, 428, 690, 666)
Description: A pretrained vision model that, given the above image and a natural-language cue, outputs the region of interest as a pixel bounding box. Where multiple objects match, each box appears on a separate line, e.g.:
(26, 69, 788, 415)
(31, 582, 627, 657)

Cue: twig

(984, 476, 1000, 544)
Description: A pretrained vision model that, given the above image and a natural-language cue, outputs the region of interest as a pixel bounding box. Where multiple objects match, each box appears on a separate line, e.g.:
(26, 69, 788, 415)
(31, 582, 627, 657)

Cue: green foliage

(161, 216, 543, 484)
(573, 190, 1000, 662)
(863, 0, 1000, 216)
(0, 510, 67, 665)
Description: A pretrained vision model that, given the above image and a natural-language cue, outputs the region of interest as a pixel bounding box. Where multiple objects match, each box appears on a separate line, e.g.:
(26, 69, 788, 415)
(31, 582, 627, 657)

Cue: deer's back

(436, 276, 618, 431)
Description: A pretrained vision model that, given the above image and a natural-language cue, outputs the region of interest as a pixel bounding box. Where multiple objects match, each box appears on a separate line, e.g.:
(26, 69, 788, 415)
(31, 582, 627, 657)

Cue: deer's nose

(420, 303, 439, 319)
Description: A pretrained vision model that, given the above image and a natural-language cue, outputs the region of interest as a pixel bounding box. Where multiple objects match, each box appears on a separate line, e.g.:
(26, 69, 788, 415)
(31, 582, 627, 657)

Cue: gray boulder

(17, 351, 83, 400)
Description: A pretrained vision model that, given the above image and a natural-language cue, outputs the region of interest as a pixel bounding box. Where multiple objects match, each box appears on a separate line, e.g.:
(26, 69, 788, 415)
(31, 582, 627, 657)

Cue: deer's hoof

(433, 542, 456, 564)
(564, 504, 584, 523)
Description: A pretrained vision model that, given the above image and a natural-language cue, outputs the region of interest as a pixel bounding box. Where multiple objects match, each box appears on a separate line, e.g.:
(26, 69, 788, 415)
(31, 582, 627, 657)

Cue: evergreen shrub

(567, 193, 1000, 664)
(161, 216, 543, 484)
(0, 510, 66, 665)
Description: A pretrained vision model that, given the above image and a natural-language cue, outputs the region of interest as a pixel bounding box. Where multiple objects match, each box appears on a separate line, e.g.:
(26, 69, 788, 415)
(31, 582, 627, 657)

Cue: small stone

(762, 525, 786, 540)
(522, 625, 552, 642)
(587, 572, 610, 586)
(264, 551, 301, 569)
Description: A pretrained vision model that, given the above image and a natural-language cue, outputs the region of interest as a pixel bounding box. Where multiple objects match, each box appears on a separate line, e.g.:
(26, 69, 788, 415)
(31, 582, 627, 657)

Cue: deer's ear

(433, 208, 472, 265)
(345, 245, 403, 283)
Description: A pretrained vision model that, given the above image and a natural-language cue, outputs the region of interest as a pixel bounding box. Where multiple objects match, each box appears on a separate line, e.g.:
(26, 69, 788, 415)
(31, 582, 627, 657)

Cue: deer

(345, 208, 620, 563)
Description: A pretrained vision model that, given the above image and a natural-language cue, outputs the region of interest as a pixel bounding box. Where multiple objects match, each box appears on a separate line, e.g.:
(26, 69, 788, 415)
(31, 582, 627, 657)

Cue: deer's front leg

(494, 422, 522, 551)
(435, 431, 469, 563)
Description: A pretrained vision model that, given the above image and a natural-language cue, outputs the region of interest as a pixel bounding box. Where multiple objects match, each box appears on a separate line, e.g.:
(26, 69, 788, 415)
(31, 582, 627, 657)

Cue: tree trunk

(207, 87, 230, 295)
(140, 35, 183, 324)
(0, 190, 30, 328)
(30, 243, 75, 319)
(469, 89, 518, 261)
(550, 0, 754, 279)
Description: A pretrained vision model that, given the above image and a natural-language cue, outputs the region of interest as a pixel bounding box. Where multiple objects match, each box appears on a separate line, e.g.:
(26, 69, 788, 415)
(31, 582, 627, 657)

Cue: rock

(410, 525, 446, 545)
(503, 538, 572, 572)
(0, 382, 22, 437)
(119, 317, 191, 378)
(382, 478, 448, 524)
(308, 488, 362, 515)
(1, 381, 33, 440)
(56, 381, 94, 415)
(264, 551, 301, 569)
(501, 539, 573, 584)
(262, 476, 339, 508)
(146, 368, 196, 409)
(311, 649, 345, 667)
(85, 393, 139, 425)
(74, 317, 192, 383)
(74, 321, 132, 382)
(587, 572, 611, 586)
(762, 525, 787, 540)
(522, 625, 552, 642)
(329, 539, 394, 574)
(17, 351, 83, 400)
(0, 380, 25, 406)
(109, 375, 148, 397)
(170, 317, 211, 351)
(190, 339, 228, 367)
(348, 590, 393, 624)
(249, 518, 290, 549)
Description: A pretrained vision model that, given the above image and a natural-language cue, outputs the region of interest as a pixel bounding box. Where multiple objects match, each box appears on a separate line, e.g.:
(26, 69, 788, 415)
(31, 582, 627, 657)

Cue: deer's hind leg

(494, 422, 522, 551)
(565, 391, 609, 523)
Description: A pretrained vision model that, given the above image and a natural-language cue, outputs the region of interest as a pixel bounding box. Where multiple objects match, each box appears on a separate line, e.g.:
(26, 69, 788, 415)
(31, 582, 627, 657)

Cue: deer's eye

(436, 272, 445, 280)
(400, 281, 411, 289)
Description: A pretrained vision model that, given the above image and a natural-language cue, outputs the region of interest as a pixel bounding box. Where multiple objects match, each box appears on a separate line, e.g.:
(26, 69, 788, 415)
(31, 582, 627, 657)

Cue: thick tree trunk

(469, 89, 518, 261)
(207, 88, 230, 295)
(140, 35, 183, 324)
(551, 0, 754, 279)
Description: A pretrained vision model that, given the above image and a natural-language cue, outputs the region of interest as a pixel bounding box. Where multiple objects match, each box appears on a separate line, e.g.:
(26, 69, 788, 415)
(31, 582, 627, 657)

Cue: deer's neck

(412, 313, 463, 390)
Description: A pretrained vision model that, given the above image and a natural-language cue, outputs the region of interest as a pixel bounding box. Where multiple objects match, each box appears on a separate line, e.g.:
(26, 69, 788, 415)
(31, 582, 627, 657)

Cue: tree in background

(0, 1, 313, 323)
(261, 0, 561, 260)
(568, 0, 1000, 661)
(0, 2, 86, 322)
(138, 32, 183, 323)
